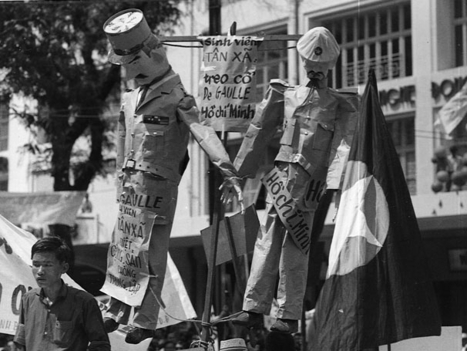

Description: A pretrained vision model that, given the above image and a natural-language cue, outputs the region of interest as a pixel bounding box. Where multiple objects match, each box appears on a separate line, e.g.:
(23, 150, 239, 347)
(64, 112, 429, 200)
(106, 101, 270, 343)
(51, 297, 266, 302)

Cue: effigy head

(103, 9, 170, 85)
(297, 26, 340, 80)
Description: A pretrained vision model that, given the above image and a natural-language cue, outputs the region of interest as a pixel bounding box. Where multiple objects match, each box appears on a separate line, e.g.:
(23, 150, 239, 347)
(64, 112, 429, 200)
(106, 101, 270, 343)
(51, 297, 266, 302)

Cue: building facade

(1, 0, 466, 330)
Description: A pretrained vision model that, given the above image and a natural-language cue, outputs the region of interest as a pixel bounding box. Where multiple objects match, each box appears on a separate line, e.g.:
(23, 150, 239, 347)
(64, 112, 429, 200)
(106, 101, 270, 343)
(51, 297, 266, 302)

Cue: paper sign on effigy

(199, 35, 262, 132)
(101, 205, 154, 307)
(262, 167, 314, 255)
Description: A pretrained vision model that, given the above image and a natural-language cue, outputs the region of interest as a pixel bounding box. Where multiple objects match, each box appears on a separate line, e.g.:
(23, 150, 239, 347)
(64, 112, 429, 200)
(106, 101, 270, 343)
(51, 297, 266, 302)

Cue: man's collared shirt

(14, 281, 110, 351)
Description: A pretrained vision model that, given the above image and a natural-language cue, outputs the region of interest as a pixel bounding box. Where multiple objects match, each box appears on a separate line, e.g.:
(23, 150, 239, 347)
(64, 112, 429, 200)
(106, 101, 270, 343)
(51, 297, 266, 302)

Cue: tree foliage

(0, 0, 183, 191)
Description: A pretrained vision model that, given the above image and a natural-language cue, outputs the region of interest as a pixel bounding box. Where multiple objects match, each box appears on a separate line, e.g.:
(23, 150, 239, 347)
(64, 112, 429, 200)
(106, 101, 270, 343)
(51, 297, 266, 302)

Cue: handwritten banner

(199, 36, 261, 132)
(0, 214, 42, 335)
(0, 245, 35, 335)
(262, 168, 313, 255)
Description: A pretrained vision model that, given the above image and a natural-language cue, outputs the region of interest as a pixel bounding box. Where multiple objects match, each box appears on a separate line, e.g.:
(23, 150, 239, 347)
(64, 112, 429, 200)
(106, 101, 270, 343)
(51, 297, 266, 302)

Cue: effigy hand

(220, 176, 244, 213)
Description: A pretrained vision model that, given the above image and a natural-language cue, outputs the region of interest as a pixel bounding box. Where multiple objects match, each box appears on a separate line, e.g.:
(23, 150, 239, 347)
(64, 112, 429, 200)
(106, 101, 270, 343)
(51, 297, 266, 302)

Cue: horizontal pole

(159, 34, 302, 43)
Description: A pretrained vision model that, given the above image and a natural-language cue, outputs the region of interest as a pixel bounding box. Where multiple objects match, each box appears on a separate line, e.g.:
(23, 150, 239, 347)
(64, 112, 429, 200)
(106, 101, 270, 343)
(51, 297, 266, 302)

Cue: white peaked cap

(297, 27, 340, 69)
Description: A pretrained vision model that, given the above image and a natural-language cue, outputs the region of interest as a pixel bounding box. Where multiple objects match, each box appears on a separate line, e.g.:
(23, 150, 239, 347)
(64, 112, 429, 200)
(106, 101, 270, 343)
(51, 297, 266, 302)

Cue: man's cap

(297, 27, 340, 69)
(103, 8, 159, 65)
(219, 338, 247, 351)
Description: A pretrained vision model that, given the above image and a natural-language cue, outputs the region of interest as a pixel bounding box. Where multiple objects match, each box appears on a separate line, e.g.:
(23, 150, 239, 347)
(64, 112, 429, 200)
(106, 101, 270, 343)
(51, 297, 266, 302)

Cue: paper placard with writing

(199, 36, 261, 132)
(262, 167, 313, 255)
(101, 205, 155, 307)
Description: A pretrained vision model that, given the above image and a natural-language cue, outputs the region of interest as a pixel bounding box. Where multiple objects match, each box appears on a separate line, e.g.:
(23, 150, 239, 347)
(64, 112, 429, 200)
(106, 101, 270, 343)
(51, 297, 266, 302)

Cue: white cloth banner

(0, 191, 85, 227)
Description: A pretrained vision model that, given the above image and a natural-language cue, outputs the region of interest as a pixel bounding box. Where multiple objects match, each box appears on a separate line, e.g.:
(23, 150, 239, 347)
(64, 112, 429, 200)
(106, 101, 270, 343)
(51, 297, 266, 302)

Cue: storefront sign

(432, 76, 467, 101)
(379, 85, 415, 108)
(375, 75, 467, 109)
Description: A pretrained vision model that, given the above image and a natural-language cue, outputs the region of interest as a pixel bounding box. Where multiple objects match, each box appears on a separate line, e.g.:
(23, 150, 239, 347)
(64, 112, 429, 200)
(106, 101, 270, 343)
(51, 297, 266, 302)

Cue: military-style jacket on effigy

(234, 79, 359, 190)
(116, 72, 238, 192)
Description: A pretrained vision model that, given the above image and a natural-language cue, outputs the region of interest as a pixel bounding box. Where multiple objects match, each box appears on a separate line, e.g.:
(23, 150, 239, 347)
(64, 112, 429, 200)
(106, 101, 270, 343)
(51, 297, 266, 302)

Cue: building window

(320, 2, 412, 88)
(454, 0, 467, 67)
(0, 100, 8, 151)
(386, 115, 416, 194)
(255, 26, 288, 100)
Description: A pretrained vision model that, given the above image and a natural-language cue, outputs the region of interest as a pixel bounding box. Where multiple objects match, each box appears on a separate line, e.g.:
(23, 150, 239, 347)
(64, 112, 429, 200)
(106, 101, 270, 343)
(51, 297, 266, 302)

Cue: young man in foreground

(14, 237, 110, 351)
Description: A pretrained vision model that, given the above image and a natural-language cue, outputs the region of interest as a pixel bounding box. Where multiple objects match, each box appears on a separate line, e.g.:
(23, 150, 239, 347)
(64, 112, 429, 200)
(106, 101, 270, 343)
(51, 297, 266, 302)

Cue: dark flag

(310, 70, 441, 350)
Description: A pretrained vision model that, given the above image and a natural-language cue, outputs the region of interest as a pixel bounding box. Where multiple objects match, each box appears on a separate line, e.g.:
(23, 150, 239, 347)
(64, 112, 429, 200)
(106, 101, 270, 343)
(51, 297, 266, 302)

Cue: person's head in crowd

(219, 338, 247, 351)
(293, 332, 302, 350)
(163, 340, 176, 351)
(147, 337, 160, 351)
(166, 332, 177, 343)
(264, 331, 295, 351)
(31, 236, 71, 290)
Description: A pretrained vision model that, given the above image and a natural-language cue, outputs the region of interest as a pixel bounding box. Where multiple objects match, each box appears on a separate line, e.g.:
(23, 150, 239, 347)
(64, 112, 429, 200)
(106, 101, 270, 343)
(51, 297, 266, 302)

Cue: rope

(146, 279, 205, 325)
(141, 270, 245, 326)
(151, 283, 244, 326)
(210, 310, 244, 325)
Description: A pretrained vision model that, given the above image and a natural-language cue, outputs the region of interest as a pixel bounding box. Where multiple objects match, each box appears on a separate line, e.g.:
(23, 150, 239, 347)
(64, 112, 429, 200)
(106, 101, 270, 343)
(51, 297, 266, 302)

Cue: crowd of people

(144, 322, 201, 351)
(143, 323, 297, 351)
